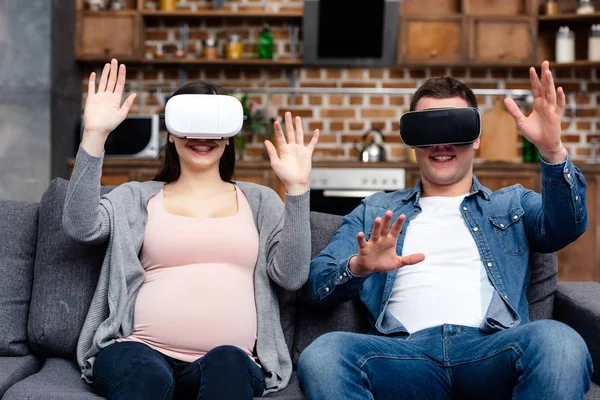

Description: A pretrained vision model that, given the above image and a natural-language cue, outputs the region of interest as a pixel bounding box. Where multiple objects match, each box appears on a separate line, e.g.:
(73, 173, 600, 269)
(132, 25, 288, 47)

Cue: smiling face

(169, 136, 229, 174)
(413, 96, 480, 196)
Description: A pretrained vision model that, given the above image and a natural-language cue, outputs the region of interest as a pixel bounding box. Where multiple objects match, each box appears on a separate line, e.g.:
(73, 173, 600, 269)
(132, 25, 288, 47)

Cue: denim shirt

(303, 156, 588, 336)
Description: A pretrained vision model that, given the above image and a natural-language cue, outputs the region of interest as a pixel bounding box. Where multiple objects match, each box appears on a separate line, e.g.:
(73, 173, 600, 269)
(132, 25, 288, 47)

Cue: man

(297, 61, 592, 399)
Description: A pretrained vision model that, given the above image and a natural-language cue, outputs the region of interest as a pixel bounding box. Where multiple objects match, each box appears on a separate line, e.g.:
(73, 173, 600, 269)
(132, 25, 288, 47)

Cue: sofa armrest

(554, 282, 600, 383)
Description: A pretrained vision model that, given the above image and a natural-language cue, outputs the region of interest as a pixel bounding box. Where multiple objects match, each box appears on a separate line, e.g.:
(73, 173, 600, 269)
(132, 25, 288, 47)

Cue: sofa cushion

(0, 355, 41, 397)
(587, 382, 600, 400)
(27, 179, 112, 358)
(293, 213, 369, 364)
(261, 372, 302, 399)
(2, 358, 102, 400)
(527, 252, 558, 321)
(0, 200, 38, 356)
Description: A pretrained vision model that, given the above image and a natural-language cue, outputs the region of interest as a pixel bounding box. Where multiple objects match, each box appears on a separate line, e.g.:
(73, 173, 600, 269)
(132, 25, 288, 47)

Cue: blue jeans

(93, 342, 265, 400)
(298, 320, 592, 400)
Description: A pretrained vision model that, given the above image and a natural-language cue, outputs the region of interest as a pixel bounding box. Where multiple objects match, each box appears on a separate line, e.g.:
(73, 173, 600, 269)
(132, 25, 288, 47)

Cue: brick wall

(82, 64, 599, 162)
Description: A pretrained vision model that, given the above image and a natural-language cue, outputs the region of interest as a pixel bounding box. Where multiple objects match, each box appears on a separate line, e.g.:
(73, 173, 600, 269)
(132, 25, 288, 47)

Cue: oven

(309, 168, 406, 216)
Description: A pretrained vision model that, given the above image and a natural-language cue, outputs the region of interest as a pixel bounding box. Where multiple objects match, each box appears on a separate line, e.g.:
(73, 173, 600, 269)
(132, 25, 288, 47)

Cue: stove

(309, 168, 406, 215)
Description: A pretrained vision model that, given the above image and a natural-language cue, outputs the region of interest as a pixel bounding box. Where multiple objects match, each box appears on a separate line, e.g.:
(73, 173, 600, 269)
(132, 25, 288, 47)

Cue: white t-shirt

(386, 194, 495, 334)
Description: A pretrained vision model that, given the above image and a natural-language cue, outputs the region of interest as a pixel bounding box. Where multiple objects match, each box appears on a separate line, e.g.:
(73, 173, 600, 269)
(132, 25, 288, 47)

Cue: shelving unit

(537, 6, 600, 68)
(75, 0, 302, 67)
(75, 0, 600, 68)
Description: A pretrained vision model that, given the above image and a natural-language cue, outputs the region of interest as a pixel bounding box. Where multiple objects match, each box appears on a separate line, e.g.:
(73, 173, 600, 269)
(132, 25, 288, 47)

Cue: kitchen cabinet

(399, 17, 465, 64)
(468, 17, 536, 65)
(76, 11, 142, 61)
(400, 0, 460, 15)
(397, 0, 537, 67)
(463, 0, 536, 16)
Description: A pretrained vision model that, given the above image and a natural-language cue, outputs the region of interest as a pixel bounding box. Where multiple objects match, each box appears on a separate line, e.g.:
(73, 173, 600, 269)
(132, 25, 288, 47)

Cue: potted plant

(234, 94, 270, 160)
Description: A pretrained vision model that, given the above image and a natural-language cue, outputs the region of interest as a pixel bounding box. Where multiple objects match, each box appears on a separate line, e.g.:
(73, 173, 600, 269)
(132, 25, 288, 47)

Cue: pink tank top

(119, 185, 259, 362)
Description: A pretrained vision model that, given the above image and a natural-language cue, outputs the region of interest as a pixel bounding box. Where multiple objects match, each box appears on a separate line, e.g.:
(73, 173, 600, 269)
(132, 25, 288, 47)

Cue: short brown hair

(409, 76, 477, 111)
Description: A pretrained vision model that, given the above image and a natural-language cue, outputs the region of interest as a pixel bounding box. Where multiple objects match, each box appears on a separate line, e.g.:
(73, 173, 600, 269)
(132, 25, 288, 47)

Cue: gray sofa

(1, 178, 600, 399)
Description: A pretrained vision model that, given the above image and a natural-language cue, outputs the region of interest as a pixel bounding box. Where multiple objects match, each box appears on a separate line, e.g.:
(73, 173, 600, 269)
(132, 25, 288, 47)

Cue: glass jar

(577, 0, 595, 14)
(589, 24, 600, 61)
(556, 26, 575, 63)
(226, 35, 243, 60)
(204, 36, 217, 60)
(160, 0, 176, 11)
(545, 0, 558, 16)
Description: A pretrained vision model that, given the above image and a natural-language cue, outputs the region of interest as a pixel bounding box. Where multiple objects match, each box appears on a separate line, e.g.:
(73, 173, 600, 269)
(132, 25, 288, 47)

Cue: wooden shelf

(139, 9, 303, 18)
(81, 10, 139, 16)
(76, 55, 141, 62)
(76, 57, 302, 66)
(539, 12, 600, 22)
(143, 57, 303, 66)
(549, 60, 600, 67)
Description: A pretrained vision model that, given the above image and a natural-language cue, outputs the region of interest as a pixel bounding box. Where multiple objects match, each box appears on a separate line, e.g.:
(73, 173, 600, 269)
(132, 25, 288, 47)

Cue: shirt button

(513, 215, 518, 220)
(504, 295, 508, 299)
(463, 206, 468, 211)
(473, 227, 479, 232)
(339, 275, 343, 280)
(325, 287, 330, 292)
(575, 195, 579, 201)
(487, 262, 493, 267)
(567, 173, 572, 179)
(343, 272, 347, 277)
(500, 224, 505, 228)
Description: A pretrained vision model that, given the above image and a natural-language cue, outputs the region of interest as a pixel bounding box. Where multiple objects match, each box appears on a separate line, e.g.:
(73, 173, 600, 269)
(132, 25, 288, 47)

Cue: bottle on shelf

(258, 24, 274, 60)
(204, 35, 218, 60)
(556, 26, 575, 63)
(589, 24, 600, 61)
(160, 0, 176, 11)
(522, 137, 540, 163)
(155, 43, 165, 60)
(544, 0, 559, 16)
(226, 35, 243, 60)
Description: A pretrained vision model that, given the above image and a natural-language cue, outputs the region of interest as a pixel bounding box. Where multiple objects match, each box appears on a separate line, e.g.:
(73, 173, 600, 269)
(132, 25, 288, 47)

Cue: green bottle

(522, 137, 540, 163)
(258, 24, 274, 60)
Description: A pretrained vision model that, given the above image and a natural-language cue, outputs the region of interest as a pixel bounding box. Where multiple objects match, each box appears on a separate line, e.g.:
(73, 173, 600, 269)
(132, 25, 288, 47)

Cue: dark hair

(409, 76, 478, 111)
(153, 82, 236, 183)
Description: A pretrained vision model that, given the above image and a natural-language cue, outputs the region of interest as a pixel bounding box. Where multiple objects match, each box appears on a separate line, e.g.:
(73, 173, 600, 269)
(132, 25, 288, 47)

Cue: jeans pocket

(489, 207, 529, 256)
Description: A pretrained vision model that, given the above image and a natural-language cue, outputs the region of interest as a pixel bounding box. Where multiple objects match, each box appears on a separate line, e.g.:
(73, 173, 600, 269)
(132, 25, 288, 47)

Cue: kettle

(354, 129, 386, 163)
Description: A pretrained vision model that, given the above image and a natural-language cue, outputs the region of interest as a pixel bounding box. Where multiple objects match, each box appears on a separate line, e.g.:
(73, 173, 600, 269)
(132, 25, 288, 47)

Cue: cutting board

(479, 97, 520, 162)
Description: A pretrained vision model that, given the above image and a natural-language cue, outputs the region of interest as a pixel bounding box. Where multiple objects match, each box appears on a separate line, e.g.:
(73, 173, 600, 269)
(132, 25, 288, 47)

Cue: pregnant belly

(124, 264, 257, 361)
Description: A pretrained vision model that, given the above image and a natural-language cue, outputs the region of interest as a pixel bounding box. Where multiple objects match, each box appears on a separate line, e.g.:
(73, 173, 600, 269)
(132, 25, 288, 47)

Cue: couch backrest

(293, 212, 558, 365)
(0, 200, 39, 356)
(27, 179, 112, 358)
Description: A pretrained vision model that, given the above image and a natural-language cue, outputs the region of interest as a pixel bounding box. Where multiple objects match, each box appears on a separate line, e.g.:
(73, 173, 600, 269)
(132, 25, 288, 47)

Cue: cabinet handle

(430, 49, 438, 58)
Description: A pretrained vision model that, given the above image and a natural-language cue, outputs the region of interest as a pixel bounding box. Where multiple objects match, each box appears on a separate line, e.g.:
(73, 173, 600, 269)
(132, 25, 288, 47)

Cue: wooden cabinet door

(473, 169, 540, 192)
(401, 0, 459, 15)
(76, 12, 141, 60)
(400, 17, 464, 64)
(469, 17, 535, 64)
(233, 169, 270, 186)
(463, 0, 535, 16)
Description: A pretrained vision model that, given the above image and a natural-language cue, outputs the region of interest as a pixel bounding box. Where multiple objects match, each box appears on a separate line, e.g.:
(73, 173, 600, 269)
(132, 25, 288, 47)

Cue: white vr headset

(164, 94, 244, 139)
